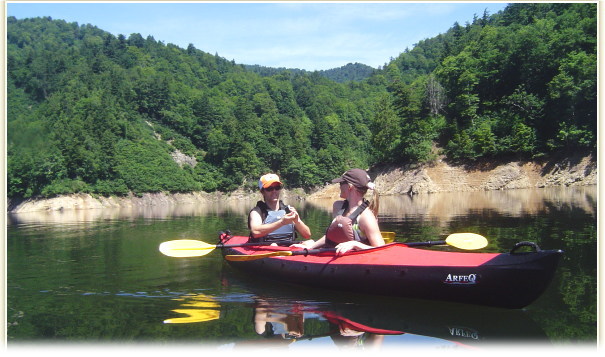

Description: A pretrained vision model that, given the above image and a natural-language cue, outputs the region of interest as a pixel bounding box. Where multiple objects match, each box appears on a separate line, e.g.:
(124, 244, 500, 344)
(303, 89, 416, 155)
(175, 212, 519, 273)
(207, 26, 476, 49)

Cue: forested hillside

(245, 62, 375, 83)
(7, 3, 596, 199)
(318, 63, 377, 83)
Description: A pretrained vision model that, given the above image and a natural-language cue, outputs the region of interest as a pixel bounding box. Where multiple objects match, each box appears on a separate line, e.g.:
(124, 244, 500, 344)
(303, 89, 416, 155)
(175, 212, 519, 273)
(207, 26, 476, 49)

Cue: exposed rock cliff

(8, 152, 597, 213)
(308, 152, 597, 199)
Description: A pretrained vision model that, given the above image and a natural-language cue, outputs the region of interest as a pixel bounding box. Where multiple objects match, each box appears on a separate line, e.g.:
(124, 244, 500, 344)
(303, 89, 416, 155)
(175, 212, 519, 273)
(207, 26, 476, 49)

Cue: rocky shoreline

(7, 152, 597, 213)
(310, 151, 597, 199)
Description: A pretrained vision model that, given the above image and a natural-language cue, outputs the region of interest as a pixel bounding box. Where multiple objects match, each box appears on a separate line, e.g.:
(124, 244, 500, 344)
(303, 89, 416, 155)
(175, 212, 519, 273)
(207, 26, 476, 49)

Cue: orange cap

(258, 173, 282, 189)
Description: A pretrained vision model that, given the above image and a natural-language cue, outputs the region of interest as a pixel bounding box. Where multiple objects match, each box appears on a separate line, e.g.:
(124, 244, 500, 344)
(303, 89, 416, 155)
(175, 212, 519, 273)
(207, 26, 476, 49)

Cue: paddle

(226, 248, 336, 261)
(224, 233, 488, 262)
(403, 233, 487, 249)
(159, 239, 297, 258)
(381, 231, 396, 244)
(160, 230, 397, 258)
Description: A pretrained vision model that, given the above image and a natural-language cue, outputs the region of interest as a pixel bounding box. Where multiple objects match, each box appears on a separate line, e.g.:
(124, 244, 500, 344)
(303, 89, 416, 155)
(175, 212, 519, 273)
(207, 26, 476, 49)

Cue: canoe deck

(220, 234, 562, 309)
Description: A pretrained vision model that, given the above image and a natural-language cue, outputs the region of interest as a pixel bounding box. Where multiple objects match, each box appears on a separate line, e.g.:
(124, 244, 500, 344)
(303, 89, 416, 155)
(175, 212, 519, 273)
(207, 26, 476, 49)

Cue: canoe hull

(221, 235, 562, 309)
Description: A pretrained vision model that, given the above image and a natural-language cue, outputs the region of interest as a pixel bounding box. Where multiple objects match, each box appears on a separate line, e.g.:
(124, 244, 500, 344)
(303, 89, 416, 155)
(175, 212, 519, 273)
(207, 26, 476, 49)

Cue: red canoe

(219, 233, 562, 309)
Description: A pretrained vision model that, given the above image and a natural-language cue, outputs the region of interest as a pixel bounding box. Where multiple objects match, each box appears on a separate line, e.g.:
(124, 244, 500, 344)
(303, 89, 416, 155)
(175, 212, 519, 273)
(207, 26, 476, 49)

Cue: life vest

(248, 200, 296, 243)
(325, 200, 369, 247)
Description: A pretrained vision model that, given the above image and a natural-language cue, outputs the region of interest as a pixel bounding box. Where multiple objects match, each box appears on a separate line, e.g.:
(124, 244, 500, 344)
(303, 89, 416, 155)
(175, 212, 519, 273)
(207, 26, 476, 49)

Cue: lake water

(5, 186, 597, 352)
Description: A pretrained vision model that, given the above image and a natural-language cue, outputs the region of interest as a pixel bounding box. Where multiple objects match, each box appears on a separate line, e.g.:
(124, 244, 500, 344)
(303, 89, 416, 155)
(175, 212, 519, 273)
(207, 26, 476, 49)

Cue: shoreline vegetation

(5, 5, 598, 345)
(7, 6, 597, 205)
(7, 152, 596, 213)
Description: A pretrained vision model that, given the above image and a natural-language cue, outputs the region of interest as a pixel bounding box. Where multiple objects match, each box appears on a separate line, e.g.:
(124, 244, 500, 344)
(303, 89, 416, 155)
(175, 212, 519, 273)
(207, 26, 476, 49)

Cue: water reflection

(8, 186, 595, 228)
(309, 186, 596, 222)
(320, 311, 404, 350)
(162, 277, 549, 350)
(252, 298, 305, 339)
(7, 201, 251, 226)
(227, 269, 552, 346)
(233, 298, 306, 349)
(164, 293, 221, 324)
(161, 291, 409, 350)
(6, 186, 596, 343)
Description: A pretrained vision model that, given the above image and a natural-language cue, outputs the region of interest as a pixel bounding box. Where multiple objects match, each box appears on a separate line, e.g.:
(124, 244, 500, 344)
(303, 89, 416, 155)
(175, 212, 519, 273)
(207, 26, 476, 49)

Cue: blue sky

(7, 1, 510, 71)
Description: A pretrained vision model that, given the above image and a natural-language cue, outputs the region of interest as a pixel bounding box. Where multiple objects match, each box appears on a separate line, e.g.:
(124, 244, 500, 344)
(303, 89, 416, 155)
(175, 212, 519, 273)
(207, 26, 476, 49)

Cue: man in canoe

(248, 173, 312, 244)
(292, 168, 385, 255)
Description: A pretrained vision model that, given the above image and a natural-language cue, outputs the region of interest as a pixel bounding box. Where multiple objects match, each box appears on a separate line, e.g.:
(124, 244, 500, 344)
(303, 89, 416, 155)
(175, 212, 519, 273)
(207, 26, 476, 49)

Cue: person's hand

(334, 241, 363, 255)
(290, 239, 315, 248)
(289, 239, 316, 249)
(281, 211, 298, 225)
(287, 206, 301, 223)
(301, 239, 315, 247)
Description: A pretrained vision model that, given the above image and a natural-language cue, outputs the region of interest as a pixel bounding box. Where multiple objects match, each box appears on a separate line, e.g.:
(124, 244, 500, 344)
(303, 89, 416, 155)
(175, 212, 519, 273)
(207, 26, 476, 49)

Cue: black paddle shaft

(218, 241, 304, 249)
(295, 241, 449, 254)
(293, 241, 446, 256)
(291, 248, 337, 256)
(402, 240, 447, 247)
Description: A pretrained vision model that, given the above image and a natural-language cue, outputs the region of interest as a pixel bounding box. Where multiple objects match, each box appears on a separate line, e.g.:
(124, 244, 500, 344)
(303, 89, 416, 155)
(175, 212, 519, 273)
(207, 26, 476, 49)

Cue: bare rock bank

(7, 152, 596, 213)
(309, 152, 597, 199)
(7, 187, 305, 214)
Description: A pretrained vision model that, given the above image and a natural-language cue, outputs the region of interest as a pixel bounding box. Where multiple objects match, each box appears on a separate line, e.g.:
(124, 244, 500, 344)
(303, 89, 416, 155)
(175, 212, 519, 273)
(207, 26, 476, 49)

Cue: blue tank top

(248, 201, 296, 242)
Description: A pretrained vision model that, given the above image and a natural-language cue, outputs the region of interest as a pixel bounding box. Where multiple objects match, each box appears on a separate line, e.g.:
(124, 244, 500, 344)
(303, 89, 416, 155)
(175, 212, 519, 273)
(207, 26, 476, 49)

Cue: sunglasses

(264, 185, 283, 192)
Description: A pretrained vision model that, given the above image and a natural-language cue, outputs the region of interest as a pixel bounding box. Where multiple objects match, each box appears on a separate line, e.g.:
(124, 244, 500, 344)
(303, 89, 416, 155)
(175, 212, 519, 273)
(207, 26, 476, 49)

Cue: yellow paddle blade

(225, 250, 294, 262)
(159, 239, 217, 257)
(381, 231, 396, 244)
(164, 294, 221, 324)
(445, 233, 488, 250)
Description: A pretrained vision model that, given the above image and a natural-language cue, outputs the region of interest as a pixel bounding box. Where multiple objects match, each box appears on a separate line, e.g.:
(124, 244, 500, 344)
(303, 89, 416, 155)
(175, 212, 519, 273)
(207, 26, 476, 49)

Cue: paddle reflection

(163, 293, 221, 324)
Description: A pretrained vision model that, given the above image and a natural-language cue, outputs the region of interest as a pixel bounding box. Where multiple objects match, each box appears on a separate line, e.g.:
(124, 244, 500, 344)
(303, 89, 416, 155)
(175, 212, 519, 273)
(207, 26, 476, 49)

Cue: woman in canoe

(294, 168, 385, 255)
(248, 173, 312, 244)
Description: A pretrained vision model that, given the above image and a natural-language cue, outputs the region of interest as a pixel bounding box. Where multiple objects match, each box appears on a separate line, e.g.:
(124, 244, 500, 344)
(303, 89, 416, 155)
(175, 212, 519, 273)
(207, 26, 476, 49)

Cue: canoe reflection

(322, 311, 404, 350)
(221, 269, 550, 347)
(163, 292, 406, 349)
(321, 300, 547, 347)
(161, 271, 549, 348)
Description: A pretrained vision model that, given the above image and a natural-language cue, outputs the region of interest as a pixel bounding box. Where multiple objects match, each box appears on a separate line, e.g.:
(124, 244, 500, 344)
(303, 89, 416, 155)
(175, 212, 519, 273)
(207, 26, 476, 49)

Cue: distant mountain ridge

(244, 62, 376, 83)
